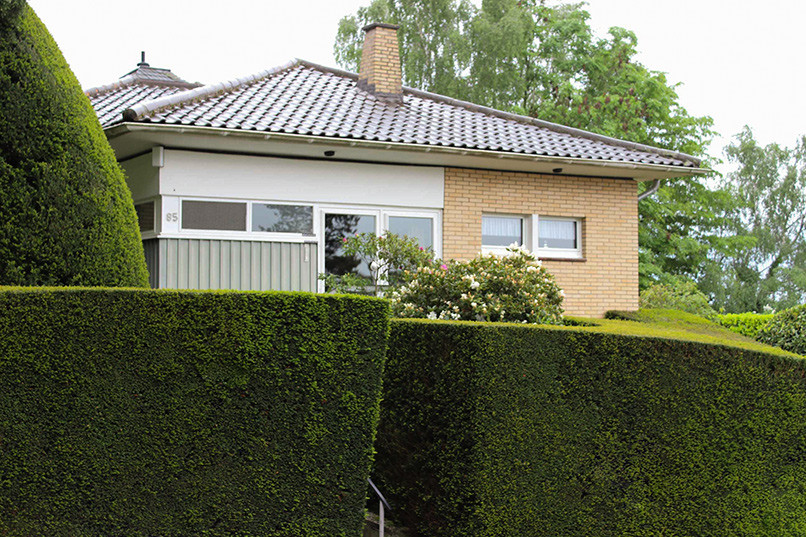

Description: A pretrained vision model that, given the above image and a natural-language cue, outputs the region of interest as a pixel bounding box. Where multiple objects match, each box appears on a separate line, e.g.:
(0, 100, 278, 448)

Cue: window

(481, 214, 582, 258)
(324, 213, 377, 277)
(134, 201, 155, 233)
(182, 200, 246, 231)
(536, 217, 582, 258)
(388, 216, 433, 249)
(252, 203, 313, 235)
(482, 215, 524, 249)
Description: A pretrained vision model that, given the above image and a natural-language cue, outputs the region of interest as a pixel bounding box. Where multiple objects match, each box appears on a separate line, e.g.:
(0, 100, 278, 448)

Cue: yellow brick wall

(443, 167, 639, 317)
(359, 26, 402, 95)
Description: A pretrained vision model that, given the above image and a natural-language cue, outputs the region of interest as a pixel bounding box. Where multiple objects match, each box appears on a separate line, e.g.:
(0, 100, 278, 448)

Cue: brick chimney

(358, 23, 403, 102)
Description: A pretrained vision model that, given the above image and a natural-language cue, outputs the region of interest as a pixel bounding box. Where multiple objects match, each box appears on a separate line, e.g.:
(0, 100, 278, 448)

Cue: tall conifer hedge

(0, 2, 148, 287)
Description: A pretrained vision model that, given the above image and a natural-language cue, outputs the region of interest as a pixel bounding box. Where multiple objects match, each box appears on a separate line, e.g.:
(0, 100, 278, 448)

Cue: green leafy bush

(0, 287, 388, 536)
(639, 279, 717, 319)
(718, 312, 774, 339)
(321, 232, 435, 296)
(376, 318, 806, 536)
(0, 5, 148, 286)
(391, 245, 564, 324)
(757, 304, 806, 355)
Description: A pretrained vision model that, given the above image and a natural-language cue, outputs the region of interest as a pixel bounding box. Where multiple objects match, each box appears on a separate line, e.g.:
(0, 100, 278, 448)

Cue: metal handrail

(368, 477, 391, 537)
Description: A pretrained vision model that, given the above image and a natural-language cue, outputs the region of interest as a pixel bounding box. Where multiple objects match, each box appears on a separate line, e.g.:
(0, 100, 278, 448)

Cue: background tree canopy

(335, 0, 806, 313)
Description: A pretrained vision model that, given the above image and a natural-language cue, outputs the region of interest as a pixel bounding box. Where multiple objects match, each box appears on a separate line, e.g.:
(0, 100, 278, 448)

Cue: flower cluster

(390, 244, 564, 325)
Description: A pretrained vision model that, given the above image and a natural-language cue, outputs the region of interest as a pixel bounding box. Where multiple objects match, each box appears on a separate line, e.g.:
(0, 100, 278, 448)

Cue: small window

(482, 216, 523, 247)
(388, 216, 433, 249)
(538, 219, 577, 249)
(134, 201, 155, 233)
(536, 217, 581, 258)
(182, 200, 246, 231)
(252, 203, 313, 235)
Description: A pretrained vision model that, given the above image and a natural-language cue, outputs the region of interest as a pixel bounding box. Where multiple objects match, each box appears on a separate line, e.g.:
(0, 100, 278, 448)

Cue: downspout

(637, 179, 661, 201)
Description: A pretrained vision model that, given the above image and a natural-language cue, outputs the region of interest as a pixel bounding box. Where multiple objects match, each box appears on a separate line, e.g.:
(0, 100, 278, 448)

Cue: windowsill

(538, 256, 586, 262)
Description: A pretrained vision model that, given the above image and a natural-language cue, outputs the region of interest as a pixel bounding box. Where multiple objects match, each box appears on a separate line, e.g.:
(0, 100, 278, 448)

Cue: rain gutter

(106, 123, 711, 179)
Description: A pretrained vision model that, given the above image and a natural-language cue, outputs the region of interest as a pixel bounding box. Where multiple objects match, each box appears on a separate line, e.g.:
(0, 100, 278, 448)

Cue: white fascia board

(105, 123, 710, 182)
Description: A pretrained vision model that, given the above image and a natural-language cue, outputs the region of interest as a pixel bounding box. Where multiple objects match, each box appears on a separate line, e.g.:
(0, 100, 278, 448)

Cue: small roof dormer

(120, 51, 198, 89)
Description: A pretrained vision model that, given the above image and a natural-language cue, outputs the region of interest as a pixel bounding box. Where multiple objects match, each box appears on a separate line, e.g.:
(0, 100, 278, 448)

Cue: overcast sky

(28, 0, 806, 169)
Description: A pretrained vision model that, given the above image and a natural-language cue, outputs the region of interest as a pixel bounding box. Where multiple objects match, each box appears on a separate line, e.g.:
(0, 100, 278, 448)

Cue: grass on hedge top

(391, 307, 800, 360)
(575, 308, 801, 359)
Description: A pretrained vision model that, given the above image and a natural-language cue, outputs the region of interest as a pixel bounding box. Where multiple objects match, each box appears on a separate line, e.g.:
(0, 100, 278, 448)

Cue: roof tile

(90, 60, 701, 169)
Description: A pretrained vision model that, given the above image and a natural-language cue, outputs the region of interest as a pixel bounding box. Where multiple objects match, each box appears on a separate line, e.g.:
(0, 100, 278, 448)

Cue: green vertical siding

(150, 238, 318, 292)
(143, 239, 159, 289)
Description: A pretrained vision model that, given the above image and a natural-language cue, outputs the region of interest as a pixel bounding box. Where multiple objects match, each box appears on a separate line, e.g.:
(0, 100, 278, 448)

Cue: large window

(182, 200, 247, 231)
(324, 213, 377, 277)
(388, 215, 433, 249)
(252, 203, 313, 235)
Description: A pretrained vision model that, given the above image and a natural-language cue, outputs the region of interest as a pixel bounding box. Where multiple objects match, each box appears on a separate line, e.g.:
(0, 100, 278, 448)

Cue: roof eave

(105, 123, 711, 181)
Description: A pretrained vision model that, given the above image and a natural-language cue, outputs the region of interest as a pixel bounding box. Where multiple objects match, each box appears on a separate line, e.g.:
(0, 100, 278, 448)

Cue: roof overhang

(105, 123, 710, 181)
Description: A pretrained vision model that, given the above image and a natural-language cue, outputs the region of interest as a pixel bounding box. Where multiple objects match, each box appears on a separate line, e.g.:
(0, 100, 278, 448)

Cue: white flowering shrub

(390, 245, 565, 324)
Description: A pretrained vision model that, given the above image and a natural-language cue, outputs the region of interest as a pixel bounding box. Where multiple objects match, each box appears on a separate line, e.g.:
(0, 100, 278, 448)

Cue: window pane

(252, 203, 313, 235)
(539, 219, 577, 249)
(388, 216, 433, 249)
(135, 202, 154, 232)
(324, 213, 376, 277)
(482, 216, 522, 247)
(182, 200, 247, 231)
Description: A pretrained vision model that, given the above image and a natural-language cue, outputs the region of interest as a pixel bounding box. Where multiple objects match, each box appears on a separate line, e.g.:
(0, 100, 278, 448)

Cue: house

(86, 24, 706, 317)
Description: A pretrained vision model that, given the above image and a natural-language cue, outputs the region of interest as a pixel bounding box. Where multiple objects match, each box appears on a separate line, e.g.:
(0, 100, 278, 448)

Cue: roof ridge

(84, 74, 138, 96)
(122, 59, 301, 122)
(85, 75, 201, 97)
(401, 87, 702, 167)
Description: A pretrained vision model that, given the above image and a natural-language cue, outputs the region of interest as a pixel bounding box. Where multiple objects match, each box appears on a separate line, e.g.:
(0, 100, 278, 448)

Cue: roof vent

(358, 23, 403, 103)
(137, 51, 149, 68)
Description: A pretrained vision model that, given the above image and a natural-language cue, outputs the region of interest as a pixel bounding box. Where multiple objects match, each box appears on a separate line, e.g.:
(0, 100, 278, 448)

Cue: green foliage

(718, 312, 774, 339)
(757, 304, 806, 356)
(0, 5, 148, 287)
(0, 287, 389, 536)
(0, 0, 24, 24)
(376, 318, 806, 536)
(334, 0, 475, 97)
(639, 279, 717, 319)
(391, 245, 564, 324)
(320, 232, 435, 296)
(703, 127, 806, 312)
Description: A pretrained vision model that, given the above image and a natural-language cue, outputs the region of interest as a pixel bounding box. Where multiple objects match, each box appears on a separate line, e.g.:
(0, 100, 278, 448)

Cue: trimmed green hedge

(0, 288, 389, 536)
(718, 312, 774, 339)
(758, 304, 806, 356)
(0, 5, 148, 287)
(376, 319, 806, 536)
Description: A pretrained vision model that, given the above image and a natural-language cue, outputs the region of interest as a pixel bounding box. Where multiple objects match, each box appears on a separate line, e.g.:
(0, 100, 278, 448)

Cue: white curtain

(539, 219, 576, 248)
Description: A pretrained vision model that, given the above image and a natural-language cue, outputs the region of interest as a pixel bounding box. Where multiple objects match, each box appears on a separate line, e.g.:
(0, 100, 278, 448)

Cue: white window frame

(318, 205, 442, 292)
(481, 213, 532, 256)
(250, 201, 317, 238)
(383, 209, 443, 259)
(169, 196, 316, 243)
(533, 215, 583, 259)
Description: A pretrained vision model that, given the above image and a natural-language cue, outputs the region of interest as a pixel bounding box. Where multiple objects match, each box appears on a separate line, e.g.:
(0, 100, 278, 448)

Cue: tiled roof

(85, 61, 201, 127)
(94, 60, 702, 169)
